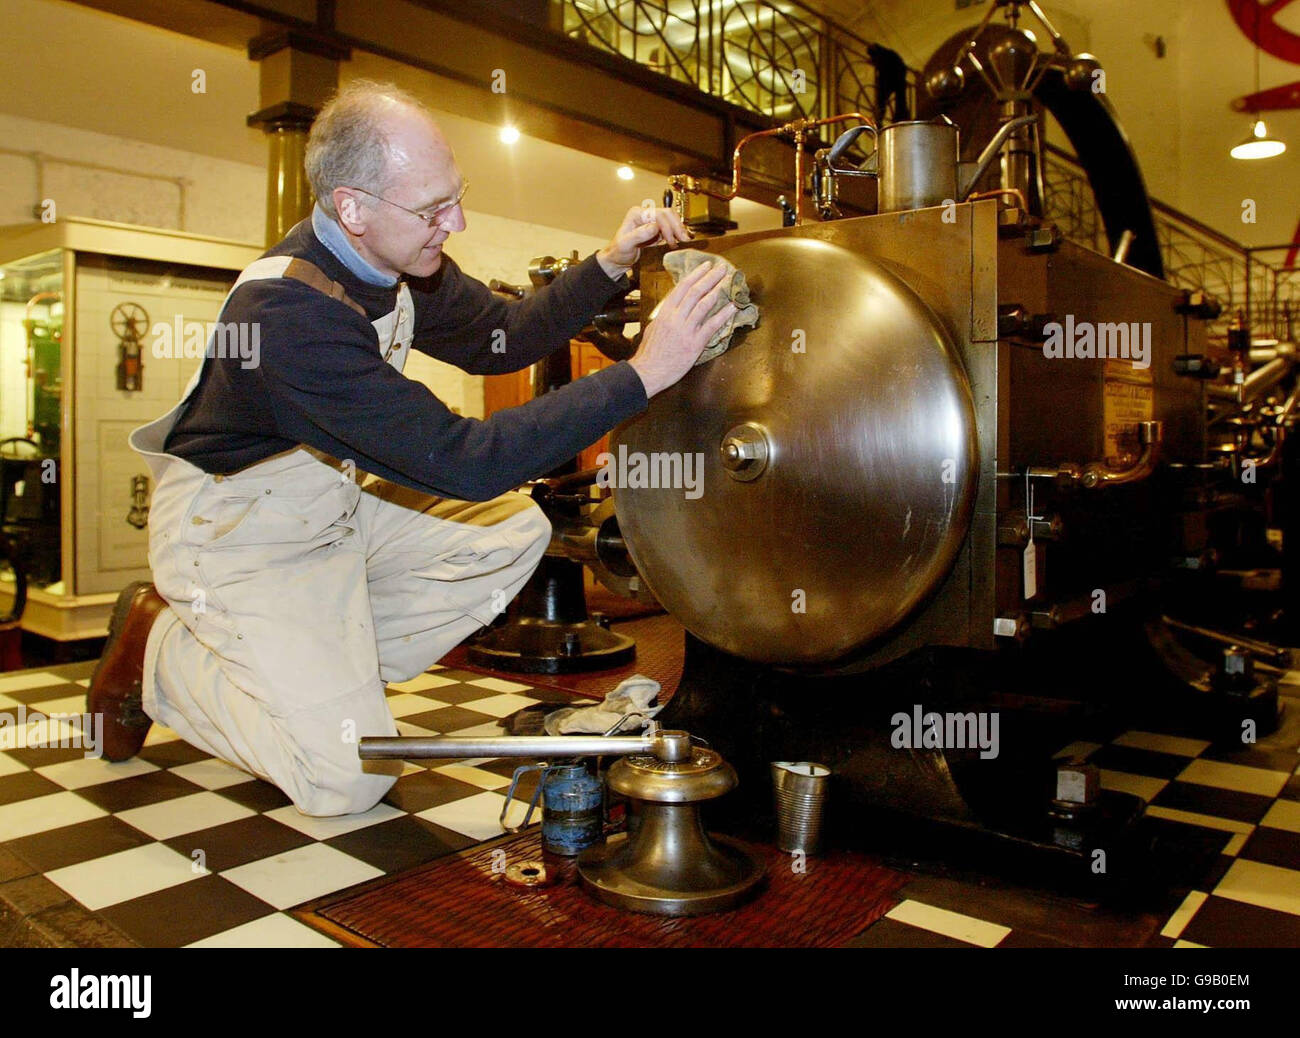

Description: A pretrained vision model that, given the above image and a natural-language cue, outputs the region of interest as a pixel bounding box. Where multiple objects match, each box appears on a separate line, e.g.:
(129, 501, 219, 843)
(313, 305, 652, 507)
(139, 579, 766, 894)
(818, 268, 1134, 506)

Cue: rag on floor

(662, 248, 760, 365)
(544, 674, 663, 735)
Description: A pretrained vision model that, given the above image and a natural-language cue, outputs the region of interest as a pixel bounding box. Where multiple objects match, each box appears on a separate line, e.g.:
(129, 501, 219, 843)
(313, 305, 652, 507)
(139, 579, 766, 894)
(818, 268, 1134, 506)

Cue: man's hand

(597, 205, 693, 280)
(629, 262, 736, 397)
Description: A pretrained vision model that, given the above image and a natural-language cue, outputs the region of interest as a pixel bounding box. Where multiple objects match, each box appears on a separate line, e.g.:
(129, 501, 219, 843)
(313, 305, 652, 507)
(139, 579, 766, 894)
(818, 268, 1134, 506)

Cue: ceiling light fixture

(616, 165, 635, 180)
(1231, 4, 1287, 160)
(499, 125, 521, 145)
(1231, 118, 1287, 159)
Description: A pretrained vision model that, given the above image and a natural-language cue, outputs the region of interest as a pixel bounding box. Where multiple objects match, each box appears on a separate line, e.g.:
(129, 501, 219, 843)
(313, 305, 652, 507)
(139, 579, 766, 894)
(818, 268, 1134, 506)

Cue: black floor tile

(1199, 744, 1300, 773)
(1150, 781, 1275, 824)
(0, 770, 64, 805)
(400, 684, 490, 705)
(842, 917, 974, 948)
(1235, 826, 1300, 872)
(325, 816, 468, 873)
(217, 779, 293, 813)
(72, 770, 201, 813)
(408, 817, 480, 854)
(1278, 773, 1300, 802)
(3, 744, 92, 768)
(137, 739, 213, 769)
(1090, 744, 1193, 779)
(98, 874, 274, 948)
(382, 771, 485, 814)
(1179, 893, 1300, 948)
(163, 815, 313, 873)
(403, 705, 496, 732)
(1, 683, 86, 705)
(3, 816, 154, 873)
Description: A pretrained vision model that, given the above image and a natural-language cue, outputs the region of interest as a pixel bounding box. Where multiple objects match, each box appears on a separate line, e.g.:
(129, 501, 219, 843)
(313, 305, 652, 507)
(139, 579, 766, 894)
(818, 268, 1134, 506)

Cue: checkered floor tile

(0, 661, 600, 947)
(850, 708, 1300, 948)
(0, 654, 1297, 947)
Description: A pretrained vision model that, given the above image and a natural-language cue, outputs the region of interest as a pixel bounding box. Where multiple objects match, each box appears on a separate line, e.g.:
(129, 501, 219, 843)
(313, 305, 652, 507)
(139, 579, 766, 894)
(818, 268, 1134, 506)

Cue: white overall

(129, 258, 549, 816)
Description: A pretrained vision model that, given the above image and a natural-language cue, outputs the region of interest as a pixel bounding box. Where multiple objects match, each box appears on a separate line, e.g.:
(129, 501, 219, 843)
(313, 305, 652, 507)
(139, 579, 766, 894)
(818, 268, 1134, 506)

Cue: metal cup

(771, 761, 831, 855)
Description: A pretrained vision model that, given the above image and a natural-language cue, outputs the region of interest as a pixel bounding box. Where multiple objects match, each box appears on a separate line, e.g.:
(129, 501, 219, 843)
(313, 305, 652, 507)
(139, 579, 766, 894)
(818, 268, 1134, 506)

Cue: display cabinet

(0, 219, 260, 640)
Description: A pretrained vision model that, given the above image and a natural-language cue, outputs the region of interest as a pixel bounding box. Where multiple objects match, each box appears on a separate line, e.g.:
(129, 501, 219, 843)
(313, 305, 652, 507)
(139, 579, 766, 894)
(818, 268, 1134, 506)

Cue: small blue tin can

(502, 762, 604, 856)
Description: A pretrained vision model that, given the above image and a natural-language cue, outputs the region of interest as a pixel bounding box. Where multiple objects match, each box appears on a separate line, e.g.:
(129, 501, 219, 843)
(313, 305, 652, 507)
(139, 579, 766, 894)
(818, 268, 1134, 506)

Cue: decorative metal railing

(1043, 145, 1296, 342)
(556, 0, 916, 124)
(554, 1, 1294, 342)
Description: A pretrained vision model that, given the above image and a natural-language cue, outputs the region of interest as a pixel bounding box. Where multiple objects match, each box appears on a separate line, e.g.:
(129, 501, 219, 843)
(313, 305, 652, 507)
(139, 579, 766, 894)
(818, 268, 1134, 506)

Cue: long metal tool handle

(358, 734, 658, 761)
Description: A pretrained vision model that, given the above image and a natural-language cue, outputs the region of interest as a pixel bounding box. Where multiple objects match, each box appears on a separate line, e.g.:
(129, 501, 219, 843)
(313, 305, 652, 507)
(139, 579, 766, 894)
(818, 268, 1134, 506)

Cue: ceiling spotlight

(616, 165, 635, 180)
(1230, 5, 1288, 160)
(499, 125, 521, 145)
(1230, 118, 1287, 160)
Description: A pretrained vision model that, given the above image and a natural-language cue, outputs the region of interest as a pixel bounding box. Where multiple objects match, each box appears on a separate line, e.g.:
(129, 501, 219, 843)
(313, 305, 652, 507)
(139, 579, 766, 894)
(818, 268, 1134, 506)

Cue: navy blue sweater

(165, 220, 647, 500)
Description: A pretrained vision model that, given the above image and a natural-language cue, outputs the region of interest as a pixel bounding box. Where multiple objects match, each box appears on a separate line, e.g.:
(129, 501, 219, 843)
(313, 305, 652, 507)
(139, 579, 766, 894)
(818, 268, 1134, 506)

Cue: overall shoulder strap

(233, 255, 366, 318)
(280, 258, 368, 318)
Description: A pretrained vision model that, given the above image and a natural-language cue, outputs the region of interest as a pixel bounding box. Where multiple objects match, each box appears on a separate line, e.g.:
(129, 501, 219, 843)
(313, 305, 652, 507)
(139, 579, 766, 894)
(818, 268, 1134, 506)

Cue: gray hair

(305, 80, 434, 219)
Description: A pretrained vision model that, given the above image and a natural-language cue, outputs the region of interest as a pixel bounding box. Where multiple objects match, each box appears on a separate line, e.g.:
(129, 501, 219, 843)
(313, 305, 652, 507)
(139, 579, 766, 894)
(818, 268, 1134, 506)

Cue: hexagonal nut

(1024, 224, 1062, 252)
(1054, 760, 1099, 806)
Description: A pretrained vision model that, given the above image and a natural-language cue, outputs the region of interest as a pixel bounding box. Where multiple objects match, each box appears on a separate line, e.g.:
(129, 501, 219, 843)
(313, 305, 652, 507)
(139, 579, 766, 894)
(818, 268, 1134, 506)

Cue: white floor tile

(0, 716, 86, 751)
(1213, 859, 1300, 917)
(117, 791, 254, 840)
(885, 900, 1010, 947)
(0, 694, 22, 710)
(1113, 731, 1210, 758)
(1100, 769, 1168, 802)
(465, 676, 534, 694)
(36, 756, 159, 790)
(187, 912, 340, 948)
(1176, 758, 1290, 798)
(0, 672, 67, 694)
(394, 720, 439, 738)
(432, 763, 512, 791)
(384, 693, 451, 718)
(417, 790, 530, 840)
(0, 791, 106, 840)
(167, 759, 252, 791)
(1160, 890, 1208, 939)
(45, 842, 199, 911)
(452, 721, 511, 739)
(25, 694, 90, 716)
(0, 751, 28, 777)
(220, 843, 383, 911)
(1260, 798, 1300, 834)
(264, 801, 403, 840)
(143, 725, 181, 746)
(1222, 832, 1250, 856)
(460, 693, 538, 718)
(1173, 939, 1208, 948)
(1144, 806, 1255, 834)
(387, 673, 460, 693)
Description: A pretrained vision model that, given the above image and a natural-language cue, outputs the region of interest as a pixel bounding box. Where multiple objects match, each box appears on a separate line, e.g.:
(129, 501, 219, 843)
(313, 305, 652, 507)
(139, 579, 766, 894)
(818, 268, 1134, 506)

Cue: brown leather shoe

(88, 582, 169, 762)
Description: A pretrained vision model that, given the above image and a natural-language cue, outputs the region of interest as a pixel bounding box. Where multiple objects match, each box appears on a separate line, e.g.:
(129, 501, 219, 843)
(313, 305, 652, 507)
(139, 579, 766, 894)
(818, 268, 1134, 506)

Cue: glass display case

(0, 219, 261, 640)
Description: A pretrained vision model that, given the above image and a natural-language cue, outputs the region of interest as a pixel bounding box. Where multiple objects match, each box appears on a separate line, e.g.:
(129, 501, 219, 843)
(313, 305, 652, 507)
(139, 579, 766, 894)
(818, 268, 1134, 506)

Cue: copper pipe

(967, 188, 1029, 211)
(672, 112, 875, 225)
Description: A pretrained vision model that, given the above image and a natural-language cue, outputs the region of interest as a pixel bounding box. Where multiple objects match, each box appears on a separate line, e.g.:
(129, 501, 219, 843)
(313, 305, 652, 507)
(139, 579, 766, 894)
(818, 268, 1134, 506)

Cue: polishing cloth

(662, 249, 760, 365)
(543, 674, 663, 736)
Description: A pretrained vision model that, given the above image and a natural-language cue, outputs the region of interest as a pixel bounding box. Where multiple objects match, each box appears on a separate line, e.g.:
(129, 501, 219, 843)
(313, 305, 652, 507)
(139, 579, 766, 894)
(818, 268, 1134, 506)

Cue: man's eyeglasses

(349, 180, 469, 228)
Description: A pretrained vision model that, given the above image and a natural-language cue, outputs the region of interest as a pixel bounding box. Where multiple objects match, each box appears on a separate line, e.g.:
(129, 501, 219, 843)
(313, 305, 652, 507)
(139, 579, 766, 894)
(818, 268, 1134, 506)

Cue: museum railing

(1045, 144, 1295, 343)
(551, 0, 916, 125)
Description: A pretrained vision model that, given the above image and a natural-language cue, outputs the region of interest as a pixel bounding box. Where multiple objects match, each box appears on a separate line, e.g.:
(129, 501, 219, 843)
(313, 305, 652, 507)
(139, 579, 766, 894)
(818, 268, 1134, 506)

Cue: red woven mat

(296, 829, 906, 948)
